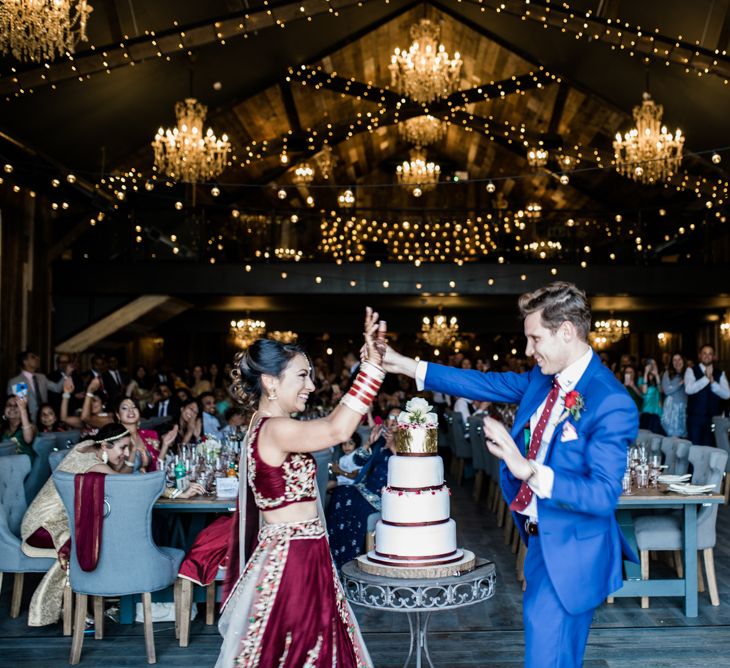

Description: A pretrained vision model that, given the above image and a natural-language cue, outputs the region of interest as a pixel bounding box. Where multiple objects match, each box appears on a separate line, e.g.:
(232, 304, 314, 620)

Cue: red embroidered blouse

(246, 417, 317, 510)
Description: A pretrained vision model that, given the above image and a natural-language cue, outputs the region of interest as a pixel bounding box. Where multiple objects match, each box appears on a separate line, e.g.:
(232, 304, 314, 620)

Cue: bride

(215, 308, 386, 668)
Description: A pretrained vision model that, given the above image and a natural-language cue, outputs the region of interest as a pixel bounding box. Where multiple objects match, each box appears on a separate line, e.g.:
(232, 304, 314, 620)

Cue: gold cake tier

(395, 426, 438, 455)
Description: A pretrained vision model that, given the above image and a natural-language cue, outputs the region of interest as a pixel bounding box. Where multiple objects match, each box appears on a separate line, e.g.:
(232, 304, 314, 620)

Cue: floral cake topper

(398, 397, 438, 427)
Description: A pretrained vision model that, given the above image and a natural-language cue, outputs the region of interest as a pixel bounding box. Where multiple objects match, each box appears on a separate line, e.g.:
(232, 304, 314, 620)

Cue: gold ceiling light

(524, 240, 561, 259)
(721, 312, 730, 340)
(338, 189, 355, 208)
(613, 92, 684, 184)
(589, 319, 630, 349)
(0, 0, 93, 62)
(389, 19, 462, 103)
(268, 331, 299, 344)
(398, 115, 446, 148)
(292, 163, 315, 186)
(152, 98, 231, 184)
(526, 144, 548, 168)
(421, 313, 459, 348)
(396, 148, 440, 197)
(230, 318, 266, 349)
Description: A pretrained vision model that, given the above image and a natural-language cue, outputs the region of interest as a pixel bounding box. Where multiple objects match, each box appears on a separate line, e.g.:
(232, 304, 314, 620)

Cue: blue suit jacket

(425, 352, 639, 614)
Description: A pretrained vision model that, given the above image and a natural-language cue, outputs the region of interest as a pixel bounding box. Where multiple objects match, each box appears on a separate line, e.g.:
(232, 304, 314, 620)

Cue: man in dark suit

(384, 282, 639, 668)
(102, 355, 128, 404)
(684, 344, 730, 445)
(143, 382, 179, 420)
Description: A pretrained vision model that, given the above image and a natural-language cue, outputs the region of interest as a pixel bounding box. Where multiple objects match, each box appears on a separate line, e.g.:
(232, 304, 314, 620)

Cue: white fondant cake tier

(387, 455, 444, 489)
(381, 486, 450, 525)
(374, 518, 457, 559)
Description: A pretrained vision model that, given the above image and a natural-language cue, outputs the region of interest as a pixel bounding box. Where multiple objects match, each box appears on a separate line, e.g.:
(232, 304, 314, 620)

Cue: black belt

(524, 519, 539, 536)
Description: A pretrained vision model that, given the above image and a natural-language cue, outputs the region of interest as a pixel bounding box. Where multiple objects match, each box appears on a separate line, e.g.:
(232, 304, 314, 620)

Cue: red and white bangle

(341, 361, 385, 415)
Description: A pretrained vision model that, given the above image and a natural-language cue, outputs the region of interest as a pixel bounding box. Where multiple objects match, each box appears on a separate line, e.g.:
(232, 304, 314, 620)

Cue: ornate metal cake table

(341, 558, 497, 668)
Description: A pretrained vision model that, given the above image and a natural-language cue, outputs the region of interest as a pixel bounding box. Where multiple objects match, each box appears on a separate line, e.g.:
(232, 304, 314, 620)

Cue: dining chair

(0, 440, 17, 457)
(54, 470, 184, 664)
(0, 455, 57, 622)
(444, 409, 471, 486)
(660, 436, 691, 475)
(23, 435, 56, 504)
(711, 416, 730, 503)
(634, 445, 727, 608)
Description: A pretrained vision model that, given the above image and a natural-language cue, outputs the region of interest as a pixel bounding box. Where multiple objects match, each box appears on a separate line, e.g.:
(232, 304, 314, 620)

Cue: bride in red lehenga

(215, 308, 385, 668)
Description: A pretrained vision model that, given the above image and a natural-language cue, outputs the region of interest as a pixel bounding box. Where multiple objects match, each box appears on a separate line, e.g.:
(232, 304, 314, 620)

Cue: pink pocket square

(561, 422, 579, 442)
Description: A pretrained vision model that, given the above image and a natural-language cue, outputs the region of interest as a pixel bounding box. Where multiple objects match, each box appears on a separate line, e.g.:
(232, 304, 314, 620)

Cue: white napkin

(658, 474, 692, 484)
(667, 483, 718, 495)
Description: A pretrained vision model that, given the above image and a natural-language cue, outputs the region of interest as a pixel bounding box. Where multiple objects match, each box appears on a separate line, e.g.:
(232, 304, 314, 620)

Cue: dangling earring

(267, 389, 278, 401)
(101, 450, 109, 464)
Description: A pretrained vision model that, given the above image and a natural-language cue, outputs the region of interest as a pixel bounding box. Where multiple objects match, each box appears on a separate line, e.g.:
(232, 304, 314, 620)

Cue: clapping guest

(685, 344, 730, 445)
(661, 353, 688, 437)
(2, 394, 37, 461)
(36, 403, 68, 433)
(199, 391, 223, 437)
(114, 396, 178, 472)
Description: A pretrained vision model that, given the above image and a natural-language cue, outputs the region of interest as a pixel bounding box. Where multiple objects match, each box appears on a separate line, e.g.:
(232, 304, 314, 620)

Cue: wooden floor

(3, 473, 730, 667)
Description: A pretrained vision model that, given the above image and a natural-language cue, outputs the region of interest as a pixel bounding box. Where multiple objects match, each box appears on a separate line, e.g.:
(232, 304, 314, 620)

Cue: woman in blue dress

(661, 353, 688, 437)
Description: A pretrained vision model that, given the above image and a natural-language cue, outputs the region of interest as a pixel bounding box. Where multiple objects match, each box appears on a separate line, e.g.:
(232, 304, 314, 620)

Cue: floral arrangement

(397, 397, 438, 428)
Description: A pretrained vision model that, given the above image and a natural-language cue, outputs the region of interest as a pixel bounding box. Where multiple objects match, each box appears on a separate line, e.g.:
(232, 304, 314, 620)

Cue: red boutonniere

(559, 390, 585, 423)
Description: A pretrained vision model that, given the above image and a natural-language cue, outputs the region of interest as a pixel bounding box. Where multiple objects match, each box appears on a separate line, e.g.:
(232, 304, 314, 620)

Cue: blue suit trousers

(523, 536, 595, 668)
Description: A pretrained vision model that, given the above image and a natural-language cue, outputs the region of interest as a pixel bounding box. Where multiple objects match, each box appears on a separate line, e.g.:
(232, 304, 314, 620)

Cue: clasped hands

(482, 416, 533, 482)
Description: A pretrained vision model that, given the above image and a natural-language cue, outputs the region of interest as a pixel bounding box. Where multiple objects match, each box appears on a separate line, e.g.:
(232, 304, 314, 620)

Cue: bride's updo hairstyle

(230, 339, 308, 410)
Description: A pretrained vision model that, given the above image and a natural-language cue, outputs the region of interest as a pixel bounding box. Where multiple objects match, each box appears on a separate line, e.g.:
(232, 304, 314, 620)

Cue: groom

(383, 282, 638, 668)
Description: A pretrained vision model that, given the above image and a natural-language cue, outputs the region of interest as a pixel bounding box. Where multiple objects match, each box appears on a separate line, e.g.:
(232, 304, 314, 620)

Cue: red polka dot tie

(510, 378, 560, 512)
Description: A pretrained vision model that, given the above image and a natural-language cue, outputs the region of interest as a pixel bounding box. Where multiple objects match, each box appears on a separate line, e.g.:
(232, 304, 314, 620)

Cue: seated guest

(20, 423, 204, 627)
(102, 355, 128, 404)
(190, 365, 212, 397)
(36, 403, 68, 433)
(328, 433, 365, 489)
(60, 377, 114, 438)
(199, 391, 223, 438)
(114, 396, 178, 472)
(2, 394, 37, 461)
(214, 387, 233, 417)
(175, 386, 193, 404)
(327, 411, 401, 568)
(178, 398, 203, 446)
(220, 406, 247, 440)
(142, 381, 179, 420)
(125, 364, 153, 406)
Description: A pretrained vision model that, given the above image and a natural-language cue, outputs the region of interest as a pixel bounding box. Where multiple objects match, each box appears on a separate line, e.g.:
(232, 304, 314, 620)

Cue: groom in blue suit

(383, 282, 638, 668)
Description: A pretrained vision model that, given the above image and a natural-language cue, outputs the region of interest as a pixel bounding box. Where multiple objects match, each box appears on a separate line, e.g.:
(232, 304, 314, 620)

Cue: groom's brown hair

(518, 282, 591, 341)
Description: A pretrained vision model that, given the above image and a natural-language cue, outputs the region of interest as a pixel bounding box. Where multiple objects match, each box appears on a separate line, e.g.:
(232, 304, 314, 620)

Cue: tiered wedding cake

(359, 398, 474, 576)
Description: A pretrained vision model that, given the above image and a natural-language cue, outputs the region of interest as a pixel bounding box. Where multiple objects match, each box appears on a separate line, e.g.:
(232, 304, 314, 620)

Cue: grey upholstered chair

(634, 445, 728, 608)
(660, 436, 692, 475)
(0, 440, 17, 457)
(444, 409, 471, 486)
(0, 455, 57, 620)
(468, 415, 489, 501)
(635, 429, 657, 449)
(49, 449, 72, 471)
(54, 470, 185, 664)
(712, 416, 730, 503)
(23, 435, 56, 504)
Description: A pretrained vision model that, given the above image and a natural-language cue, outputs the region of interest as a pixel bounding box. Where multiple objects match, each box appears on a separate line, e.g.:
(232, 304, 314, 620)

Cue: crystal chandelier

(314, 144, 337, 180)
(0, 0, 93, 62)
(396, 148, 440, 197)
(399, 115, 446, 148)
(338, 189, 355, 208)
(526, 144, 548, 168)
(152, 98, 231, 184)
(589, 319, 630, 348)
(292, 163, 315, 186)
(613, 92, 684, 184)
(389, 19, 462, 103)
(230, 318, 266, 349)
(268, 331, 299, 344)
(421, 313, 459, 348)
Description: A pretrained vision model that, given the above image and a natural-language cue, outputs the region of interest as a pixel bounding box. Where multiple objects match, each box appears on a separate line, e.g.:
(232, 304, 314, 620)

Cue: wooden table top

(618, 485, 723, 505)
(154, 496, 237, 511)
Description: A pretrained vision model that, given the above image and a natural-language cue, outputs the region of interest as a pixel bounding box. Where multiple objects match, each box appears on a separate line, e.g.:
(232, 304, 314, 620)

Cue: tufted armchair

(0, 455, 57, 620)
(23, 435, 57, 505)
(634, 445, 728, 608)
(54, 470, 184, 664)
(660, 436, 692, 475)
(0, 439, 17, 457)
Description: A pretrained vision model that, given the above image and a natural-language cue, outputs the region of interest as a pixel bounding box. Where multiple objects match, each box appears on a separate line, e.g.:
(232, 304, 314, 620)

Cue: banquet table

(612, 487, 723, 617)
(119, 495, 236, 624)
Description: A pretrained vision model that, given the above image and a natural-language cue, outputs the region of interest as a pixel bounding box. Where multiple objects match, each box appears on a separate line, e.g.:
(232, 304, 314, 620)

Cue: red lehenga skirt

(216, 517, 372, 668)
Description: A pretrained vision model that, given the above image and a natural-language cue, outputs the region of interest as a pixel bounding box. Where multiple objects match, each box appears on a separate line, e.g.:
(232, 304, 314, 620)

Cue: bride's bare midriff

(261, 500, 318, 525)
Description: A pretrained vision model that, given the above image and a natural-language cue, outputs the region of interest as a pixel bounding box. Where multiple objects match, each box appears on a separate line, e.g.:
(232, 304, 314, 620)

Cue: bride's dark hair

(230, 339, 309, 410)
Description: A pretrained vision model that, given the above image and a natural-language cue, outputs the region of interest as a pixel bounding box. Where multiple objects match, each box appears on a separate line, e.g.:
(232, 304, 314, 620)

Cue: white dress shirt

(416, 347, 593, 520)
(683, 364, 730, 400)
